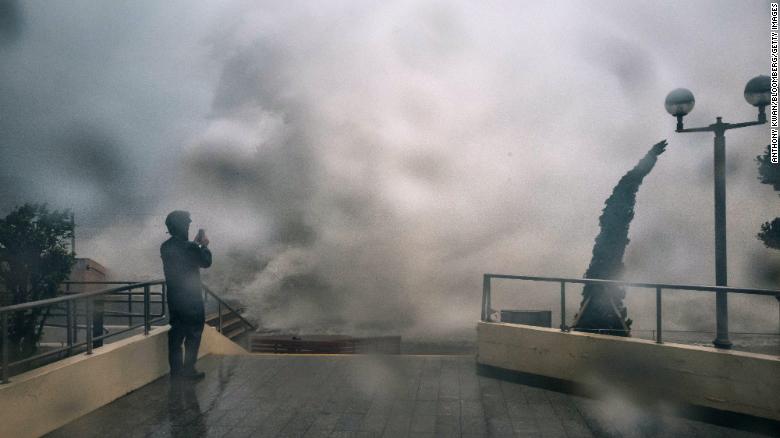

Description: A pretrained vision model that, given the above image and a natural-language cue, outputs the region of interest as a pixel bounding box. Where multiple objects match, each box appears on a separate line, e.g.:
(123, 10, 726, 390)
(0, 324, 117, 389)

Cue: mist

(1, 1, 777, 340)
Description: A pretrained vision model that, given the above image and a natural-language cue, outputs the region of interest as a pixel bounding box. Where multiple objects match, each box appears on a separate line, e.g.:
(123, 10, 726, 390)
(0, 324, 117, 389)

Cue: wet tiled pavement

(47, 354, 767, 438)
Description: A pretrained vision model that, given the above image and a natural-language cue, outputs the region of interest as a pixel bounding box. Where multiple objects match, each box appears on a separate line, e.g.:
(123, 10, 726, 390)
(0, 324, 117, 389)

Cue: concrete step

(222, 325, 248, 340)
(204, 306, 243, 324)
(205, 306, 252, 342)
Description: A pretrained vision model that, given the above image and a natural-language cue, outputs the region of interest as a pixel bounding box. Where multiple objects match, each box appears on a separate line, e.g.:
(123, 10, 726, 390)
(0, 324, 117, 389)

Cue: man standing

(161, 210, 212, 380)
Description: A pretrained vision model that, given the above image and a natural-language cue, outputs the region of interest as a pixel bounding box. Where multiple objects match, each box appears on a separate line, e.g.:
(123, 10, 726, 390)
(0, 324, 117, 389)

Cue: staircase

(202, 285, 256, 345)
(205, 305, 251, 341)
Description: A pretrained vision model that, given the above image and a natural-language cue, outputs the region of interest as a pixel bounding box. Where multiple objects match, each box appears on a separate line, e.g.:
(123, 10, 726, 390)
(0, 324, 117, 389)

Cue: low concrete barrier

(0, 325, 246, 438)
(477, 321, 780, 421)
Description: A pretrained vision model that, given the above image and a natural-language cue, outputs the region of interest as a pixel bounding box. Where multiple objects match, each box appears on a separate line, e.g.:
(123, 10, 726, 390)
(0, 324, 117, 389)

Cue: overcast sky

(1, 1, 777, 338)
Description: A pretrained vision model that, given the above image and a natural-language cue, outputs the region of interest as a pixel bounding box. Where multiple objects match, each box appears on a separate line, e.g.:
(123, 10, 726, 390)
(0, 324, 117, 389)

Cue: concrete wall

(0, 325, 247, 438)
(66, 258, 108, 290)
(477, 321, 780, 421)
(201, 325, 250, 356)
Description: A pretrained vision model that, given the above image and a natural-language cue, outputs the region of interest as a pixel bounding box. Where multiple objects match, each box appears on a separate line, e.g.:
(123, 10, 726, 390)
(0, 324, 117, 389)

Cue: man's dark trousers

(165, 285, 206, 374)
(168, 317, 203, 374)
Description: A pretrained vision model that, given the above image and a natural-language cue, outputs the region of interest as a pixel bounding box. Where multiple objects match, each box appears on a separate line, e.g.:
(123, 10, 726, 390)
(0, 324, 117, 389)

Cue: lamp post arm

(676, 125, 715, 133)
(677, 119, 765, 134)
(724, 120, 766, 130)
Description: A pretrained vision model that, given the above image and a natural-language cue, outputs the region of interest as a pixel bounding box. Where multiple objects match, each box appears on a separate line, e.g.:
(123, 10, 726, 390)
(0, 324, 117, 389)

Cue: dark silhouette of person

(161, 210, 211, 380)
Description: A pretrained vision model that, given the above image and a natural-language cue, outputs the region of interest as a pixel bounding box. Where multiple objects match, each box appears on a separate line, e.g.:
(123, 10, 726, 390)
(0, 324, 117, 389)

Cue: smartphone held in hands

(194, 229, 208, 246)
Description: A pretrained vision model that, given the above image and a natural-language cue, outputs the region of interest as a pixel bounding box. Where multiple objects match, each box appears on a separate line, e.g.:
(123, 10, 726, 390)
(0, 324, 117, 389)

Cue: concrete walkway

(46, 355, 767, 438)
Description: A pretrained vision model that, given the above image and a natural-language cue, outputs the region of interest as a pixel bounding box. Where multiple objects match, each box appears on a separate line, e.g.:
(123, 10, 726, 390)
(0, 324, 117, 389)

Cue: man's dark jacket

(160, 236, 212, 324)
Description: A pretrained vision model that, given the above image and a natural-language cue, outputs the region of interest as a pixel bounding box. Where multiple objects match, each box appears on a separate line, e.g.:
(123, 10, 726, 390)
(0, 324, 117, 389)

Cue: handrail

(0, 280, 167, 383)
(0, 281, 164, 314)
(202, 285, 257, 332)
(0, 278, 256, 384)
(481, 273, 780, 348)
(62, 281, 144, 285)
(483, 274, 780, 296)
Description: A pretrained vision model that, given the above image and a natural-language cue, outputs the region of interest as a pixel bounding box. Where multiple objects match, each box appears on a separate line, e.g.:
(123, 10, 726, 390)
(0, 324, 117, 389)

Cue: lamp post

(664, 75, 770, 349)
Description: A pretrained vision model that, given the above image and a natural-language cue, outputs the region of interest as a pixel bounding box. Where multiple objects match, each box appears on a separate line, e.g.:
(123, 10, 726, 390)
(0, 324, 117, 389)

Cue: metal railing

(202, 285, 257, 333)
(61, 281, 167, 337)
(481, 274, 780, 346)
(0, 280, 166, 384)
(0, 280, 256, 384)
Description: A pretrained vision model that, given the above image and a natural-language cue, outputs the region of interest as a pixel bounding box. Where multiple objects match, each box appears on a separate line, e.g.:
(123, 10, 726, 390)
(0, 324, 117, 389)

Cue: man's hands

(194, 229, 209, 247)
